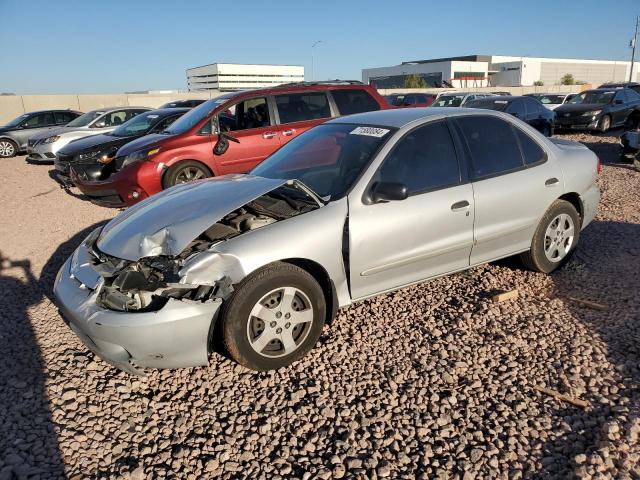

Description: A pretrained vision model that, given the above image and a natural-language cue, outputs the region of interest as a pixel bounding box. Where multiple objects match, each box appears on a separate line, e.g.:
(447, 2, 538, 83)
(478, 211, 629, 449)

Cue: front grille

(44, 152, 55, 159)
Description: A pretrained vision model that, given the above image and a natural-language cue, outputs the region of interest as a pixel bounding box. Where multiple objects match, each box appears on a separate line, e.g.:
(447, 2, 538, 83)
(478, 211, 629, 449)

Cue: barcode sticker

(350, 126, 390, 137)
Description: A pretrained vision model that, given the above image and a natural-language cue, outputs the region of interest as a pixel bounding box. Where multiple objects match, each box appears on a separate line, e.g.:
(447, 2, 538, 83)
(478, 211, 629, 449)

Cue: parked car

(465, 96, 555, 136)
(491, 91, 511, 96)
(26, 107, 151, 162)
(160, 99, 207, 109)
(524, 93, 574, 110)
(384, 93, 436, 108)
(54, 107, 600, 373)
(431, 92, 495, 107)
(0, 109, 82, 158)
(54, 108, 189, 183)
(71, 81, 388, 207)
(554, 88, 640, 132)
(598, 81, 640, 94)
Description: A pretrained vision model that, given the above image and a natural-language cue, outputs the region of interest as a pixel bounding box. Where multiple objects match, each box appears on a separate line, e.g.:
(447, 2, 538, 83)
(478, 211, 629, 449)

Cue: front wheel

(520, 200, 581, 273)
(220, 263, 326, 371)
(162, 160, 212, 189)
(598, 115, 611, 133)
(0, 139, 17, 158)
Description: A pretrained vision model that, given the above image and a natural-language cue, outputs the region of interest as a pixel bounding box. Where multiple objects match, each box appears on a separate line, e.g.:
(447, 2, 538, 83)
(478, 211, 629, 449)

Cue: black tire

(162, 160, 212, 189)
(598, 115, 611, 133)
(219, 262, 326, 371)
(520, 200, 581, 274)
(0, 139, 18, 158)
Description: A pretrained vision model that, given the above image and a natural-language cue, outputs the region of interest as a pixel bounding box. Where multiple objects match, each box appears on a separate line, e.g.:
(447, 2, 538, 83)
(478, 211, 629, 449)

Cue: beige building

(186, 63, 305, 91)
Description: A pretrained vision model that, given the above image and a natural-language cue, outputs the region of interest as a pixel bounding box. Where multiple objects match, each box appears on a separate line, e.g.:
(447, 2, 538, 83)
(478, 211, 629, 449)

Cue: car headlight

(117, 147, 160, 170)
(78, 150, 101, 161)
(582, 110, 601, 117)
(43, 135, 60, 144)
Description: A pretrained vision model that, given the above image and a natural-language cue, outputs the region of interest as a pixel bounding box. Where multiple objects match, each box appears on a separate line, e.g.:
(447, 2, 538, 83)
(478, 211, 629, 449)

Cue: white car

(432, 92, 496, 107)
(524, 93, 575, 110)
(26, 107, 150, 162)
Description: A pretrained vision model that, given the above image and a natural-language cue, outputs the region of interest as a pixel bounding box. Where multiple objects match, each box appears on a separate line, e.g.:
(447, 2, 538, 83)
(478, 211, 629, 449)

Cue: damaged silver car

(54, 108, 600, 373)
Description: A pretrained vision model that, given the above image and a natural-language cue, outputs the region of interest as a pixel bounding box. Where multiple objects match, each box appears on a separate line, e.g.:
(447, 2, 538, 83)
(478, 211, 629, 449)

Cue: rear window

(331, 89, 381, 115)
(514, 128, 546, 165)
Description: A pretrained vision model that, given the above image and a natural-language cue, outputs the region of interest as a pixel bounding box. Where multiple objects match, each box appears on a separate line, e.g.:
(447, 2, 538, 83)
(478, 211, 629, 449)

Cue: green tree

(533, 80, 544, 86)
(403, 74, 428, 88)
(560, 73, 575, 85)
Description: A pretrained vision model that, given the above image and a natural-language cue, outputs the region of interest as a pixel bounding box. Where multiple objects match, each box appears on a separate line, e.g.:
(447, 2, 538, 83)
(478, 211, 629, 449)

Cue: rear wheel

(598, 115, 611, 133)
(162, 160, 212, 189)
(220, 263, 326, 371)
(0, 139, 17, 158)
(520, 200, 581, 273)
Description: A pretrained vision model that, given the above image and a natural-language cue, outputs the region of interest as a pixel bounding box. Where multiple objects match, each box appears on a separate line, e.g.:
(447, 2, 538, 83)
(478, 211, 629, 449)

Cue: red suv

(72, 81, 388, 207)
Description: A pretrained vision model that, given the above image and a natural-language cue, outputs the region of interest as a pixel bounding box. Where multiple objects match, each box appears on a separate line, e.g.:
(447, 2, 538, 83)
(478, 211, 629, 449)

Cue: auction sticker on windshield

(350, 126, 390, 137)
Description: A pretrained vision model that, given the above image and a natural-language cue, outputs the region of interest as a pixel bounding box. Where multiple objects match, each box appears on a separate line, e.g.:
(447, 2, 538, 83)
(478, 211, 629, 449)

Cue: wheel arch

(558, 192, 583, 222)
(161, 159, 214, 188)
(280, 258, 339, 326)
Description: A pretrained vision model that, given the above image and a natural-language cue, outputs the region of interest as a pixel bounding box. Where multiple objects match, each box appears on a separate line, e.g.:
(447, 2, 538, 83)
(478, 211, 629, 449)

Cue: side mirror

(213, 136, 229, 155)
(370, 181, 408, 203)
(94, 120, 106, 128)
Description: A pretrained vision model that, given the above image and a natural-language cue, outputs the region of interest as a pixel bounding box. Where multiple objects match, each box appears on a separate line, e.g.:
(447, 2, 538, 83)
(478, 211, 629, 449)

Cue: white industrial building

(362, 55, 639, 88)
(186, 63, 305, 91)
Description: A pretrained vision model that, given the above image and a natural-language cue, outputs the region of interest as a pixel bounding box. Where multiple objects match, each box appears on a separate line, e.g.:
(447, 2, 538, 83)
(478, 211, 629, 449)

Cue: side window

(152, 115, 181, 133)
(614, 90, 626, 103)
(275, 92, 331, 124)
(99, 110, 128, 127)
(455, 116, 524, 178)
(378, 121, 460, 195)
(54, 112, 75, 124)
(228, 97, 271, 131)
(331, 89, 381, 115)
(506, 99, 526, 118)
(627, 88, 640, 101)
(514, 127, 546, 165)
(23, 113, 53, 127)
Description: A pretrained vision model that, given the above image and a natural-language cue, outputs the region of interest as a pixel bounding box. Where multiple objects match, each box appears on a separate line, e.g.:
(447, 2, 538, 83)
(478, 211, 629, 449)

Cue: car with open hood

(69, 81, 388, 207)
(54, 108, 189, 183)
(54, 108, 600, 374)
(554, 88, 640, 132)
(26, 107, 151, 162)
(0, 109, 82, 158)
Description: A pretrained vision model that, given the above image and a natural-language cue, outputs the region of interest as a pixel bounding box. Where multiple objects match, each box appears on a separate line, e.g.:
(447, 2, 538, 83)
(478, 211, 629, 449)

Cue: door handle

(451, 200, 470, 211)
(262, 132, 277, 139)
(282, 129, 296, 137)
(545, 177, 560, 187)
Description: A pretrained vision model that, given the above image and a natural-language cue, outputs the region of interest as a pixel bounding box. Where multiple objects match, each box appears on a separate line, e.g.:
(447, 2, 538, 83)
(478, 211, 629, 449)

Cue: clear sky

(1, 0, 637, 94)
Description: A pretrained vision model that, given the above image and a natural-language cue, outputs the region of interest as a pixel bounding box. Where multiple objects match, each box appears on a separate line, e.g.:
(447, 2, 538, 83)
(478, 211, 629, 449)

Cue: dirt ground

(0, 130, 638, 479)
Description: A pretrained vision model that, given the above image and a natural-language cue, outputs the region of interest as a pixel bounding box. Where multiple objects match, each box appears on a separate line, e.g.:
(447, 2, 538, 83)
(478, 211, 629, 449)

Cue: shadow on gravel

(538, 219, 640, 477)
(0, 252, 65, 478)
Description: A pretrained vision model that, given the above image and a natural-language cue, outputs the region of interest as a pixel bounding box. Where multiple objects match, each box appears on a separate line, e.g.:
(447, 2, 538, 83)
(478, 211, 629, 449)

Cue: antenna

(630, 16, 639, 82)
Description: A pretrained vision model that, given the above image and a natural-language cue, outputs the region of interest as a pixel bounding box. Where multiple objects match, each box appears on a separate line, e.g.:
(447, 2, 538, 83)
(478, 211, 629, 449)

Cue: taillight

(596, 156, 601, 175)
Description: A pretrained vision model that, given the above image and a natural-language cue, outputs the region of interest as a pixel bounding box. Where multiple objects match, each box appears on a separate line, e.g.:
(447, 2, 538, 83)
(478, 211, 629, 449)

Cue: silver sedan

(54, 108, 600, 373)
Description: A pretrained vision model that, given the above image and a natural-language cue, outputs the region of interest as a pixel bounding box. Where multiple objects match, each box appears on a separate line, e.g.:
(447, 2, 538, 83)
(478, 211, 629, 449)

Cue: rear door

(452, 115, 562, 265)
(348, 119, 474, 299)
(214, 96, 282, 174)
(274, 91, 334, 145)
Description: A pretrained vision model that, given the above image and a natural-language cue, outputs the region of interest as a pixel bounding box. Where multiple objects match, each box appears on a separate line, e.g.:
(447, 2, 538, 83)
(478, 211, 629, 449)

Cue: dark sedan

(465, 96, 555, 136)
(159, 99, 207, 108)
(55, 108, 188, 183)
(554, 88, 640, 132)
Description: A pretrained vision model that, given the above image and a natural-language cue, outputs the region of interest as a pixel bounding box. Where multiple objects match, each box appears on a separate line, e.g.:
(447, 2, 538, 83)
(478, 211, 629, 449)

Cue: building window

(453, 71, 485, 79)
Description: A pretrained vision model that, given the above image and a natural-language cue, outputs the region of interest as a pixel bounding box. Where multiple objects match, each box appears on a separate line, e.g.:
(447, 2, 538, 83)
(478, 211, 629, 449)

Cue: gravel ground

(0, 131, 638, 479)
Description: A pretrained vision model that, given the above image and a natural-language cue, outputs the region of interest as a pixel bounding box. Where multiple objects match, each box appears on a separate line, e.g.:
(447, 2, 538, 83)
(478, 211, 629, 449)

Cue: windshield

(433, 95, 464, 107)
(110, 111, 161, 137)
(3, 114, 29, 128)
(251, 123, 394, 200)
(530, 94, 565, 104)
(466, 99, 509, 111)
(568, 91, 614, 105)
(66, 110, 104, 127)
(163, 93, 237, 135)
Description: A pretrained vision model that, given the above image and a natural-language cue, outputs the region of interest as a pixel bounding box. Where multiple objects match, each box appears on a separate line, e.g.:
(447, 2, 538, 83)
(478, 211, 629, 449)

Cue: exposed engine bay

(87, 184, 321, 312)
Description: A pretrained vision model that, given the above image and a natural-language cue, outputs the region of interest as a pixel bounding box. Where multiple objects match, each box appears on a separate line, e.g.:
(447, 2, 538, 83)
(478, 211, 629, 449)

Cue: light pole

(311, 40, 322, 81)
(630, 16, 639, 82)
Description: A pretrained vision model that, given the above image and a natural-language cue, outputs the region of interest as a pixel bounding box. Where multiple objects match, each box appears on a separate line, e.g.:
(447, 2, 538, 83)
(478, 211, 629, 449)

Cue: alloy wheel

(175, 166, 207, 184)
(544, 213, 575, 263)
(0, 141, 15, 157)
(246, 286, 314, 358)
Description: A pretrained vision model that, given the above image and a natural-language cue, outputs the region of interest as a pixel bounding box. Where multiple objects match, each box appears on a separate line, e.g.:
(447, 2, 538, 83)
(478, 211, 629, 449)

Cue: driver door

(214, 96, 282, 174)
(347, 120, 474, 300)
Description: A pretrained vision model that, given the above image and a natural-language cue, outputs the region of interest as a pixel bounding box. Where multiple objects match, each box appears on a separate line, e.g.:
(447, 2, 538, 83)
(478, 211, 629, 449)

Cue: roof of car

(145, 107, 190, 115)
(329, 107, 495, 129)
(23, 109, 82, 115)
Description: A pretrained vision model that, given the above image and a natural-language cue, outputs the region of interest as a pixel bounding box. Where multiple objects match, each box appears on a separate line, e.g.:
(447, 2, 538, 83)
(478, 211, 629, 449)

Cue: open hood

(97, 174, 288, 261)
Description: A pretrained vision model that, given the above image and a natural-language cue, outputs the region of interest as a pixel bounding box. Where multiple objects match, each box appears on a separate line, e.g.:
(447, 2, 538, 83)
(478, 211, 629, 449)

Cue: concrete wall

(0, 91, 220, 125)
